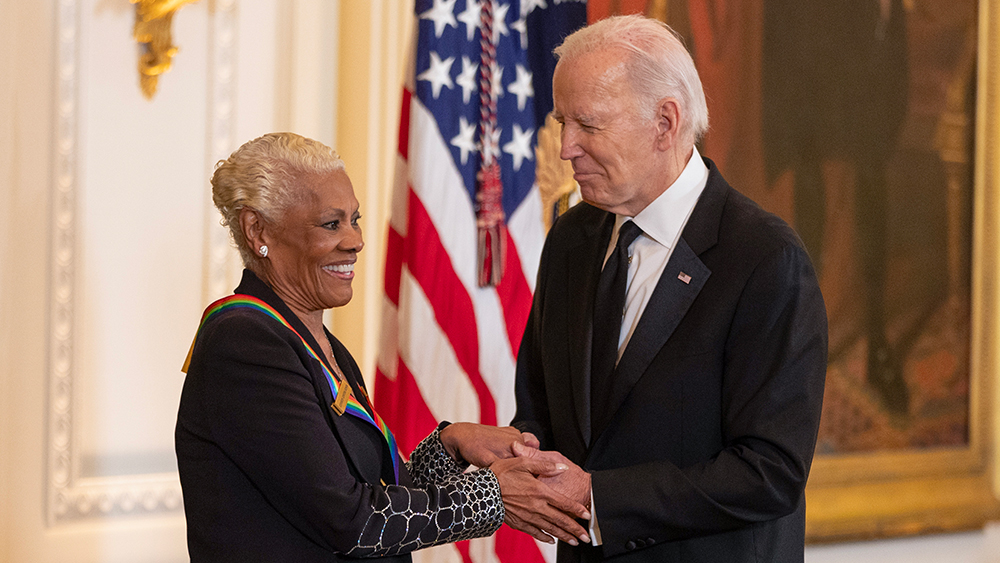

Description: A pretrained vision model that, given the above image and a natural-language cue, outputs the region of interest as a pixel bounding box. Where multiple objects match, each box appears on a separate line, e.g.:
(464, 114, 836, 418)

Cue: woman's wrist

(437, 421, 465, 463)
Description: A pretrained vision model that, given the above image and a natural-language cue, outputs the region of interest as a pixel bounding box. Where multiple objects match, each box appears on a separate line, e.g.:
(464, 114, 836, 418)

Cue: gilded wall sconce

(131, 0, 199, 99)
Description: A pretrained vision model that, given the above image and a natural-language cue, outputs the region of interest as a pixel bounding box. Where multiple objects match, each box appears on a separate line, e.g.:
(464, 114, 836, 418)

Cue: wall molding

(46, 0, 238, 524)
(205, 0, 240, 300)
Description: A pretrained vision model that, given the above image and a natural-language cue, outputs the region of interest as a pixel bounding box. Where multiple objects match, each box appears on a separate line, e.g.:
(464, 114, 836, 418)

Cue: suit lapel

(328, 336, 403, 486)
(567, 212, 615, 446)
(233, 269, 388, 487)
(303, 348, 387, 487)
(591, 159, 728, 442)
(606, 239, 710, 419)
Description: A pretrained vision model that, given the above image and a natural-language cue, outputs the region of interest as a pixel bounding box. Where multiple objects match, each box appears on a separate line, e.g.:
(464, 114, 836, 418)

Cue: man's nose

(559, 127, 583, 160)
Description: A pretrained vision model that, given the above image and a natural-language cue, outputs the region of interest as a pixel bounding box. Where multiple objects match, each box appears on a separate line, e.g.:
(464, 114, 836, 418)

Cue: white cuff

(588, 487, 602, 546)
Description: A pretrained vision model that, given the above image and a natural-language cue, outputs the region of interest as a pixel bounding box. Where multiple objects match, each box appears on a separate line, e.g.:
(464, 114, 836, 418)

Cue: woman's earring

(259, 245, 268, 258)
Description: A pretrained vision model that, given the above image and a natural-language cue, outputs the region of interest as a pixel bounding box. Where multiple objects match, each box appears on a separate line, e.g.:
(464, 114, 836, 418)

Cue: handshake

(439, 423, 592, 546)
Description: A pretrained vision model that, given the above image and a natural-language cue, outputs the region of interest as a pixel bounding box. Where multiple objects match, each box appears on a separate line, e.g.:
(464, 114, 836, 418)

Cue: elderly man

(512, 15, 828, 563)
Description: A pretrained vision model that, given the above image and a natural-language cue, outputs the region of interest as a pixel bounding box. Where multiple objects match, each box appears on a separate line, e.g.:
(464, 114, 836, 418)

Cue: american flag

(375, 1, 586, 562)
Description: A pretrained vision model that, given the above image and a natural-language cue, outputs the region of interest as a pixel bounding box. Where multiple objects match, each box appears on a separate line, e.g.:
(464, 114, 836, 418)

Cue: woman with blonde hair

(176, 132, 590, 561)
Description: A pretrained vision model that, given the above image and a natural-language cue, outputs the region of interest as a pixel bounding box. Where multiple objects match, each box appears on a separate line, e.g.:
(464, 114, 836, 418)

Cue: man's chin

(579, 189, 615, 212)
(578, 185, 601, 203)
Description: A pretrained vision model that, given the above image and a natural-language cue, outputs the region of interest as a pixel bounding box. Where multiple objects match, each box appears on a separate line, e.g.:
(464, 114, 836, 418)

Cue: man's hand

(439, 423, 538, 468)
(490, 455, 592, 545)
(520, 431, 541, 449)
(513, 441, 592, 509)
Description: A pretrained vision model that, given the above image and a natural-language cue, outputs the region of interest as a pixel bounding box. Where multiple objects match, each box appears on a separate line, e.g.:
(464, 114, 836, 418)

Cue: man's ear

(654, 97, 682, 151)
(239, 207, 267, 252)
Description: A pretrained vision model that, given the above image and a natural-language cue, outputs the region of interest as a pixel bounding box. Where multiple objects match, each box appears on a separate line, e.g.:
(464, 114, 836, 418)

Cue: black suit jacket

(513, 159, 827, 563)
(176, 270, 501, 562)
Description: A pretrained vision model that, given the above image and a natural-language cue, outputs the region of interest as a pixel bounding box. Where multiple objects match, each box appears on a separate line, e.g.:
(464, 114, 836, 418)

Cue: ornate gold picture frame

(804, 0, 1000, 541)
(643, 0, 1000, 541)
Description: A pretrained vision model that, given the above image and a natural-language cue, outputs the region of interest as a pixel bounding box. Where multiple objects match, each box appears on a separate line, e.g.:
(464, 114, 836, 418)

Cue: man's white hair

(554, 14, 709, 143)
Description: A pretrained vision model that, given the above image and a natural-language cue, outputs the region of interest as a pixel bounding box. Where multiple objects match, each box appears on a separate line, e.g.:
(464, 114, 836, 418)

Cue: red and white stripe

(375, 81, 551, 563)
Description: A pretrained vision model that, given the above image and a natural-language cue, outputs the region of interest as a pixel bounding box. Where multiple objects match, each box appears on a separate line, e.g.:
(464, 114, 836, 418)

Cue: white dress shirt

(588, 147, 709, 546)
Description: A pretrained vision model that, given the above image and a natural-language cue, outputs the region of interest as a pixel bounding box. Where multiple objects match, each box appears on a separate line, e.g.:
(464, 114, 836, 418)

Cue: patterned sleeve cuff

(344, 458, 504, 557)
(437, 466, 505, 539)
(407, 424, 470, 488)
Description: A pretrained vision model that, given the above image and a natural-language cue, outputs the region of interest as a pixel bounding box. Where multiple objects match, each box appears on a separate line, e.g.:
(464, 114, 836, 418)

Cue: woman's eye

(324, 220, 340, 230)
(351, 214, 361, 227)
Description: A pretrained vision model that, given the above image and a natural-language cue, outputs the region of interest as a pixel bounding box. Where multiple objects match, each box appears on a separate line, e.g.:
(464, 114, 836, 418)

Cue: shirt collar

(615, 146, 709, 249)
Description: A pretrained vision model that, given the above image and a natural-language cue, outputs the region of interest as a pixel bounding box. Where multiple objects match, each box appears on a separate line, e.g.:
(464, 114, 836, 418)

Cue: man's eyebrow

(550, 111, 598, 126)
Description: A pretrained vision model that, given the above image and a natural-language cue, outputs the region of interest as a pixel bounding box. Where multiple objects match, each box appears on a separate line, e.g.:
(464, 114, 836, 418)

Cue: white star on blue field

(415, 0, 541, 217)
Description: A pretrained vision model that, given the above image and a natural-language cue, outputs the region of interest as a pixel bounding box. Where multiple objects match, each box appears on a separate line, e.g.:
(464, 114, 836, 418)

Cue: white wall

(0, 0, 331, 560)
(0, 0, 14, 555)
(0, 0, 997, 562)
(2, 0, 59, 560)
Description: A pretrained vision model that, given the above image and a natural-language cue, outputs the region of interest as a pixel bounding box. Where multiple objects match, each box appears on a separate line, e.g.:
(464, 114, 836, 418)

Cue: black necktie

(591, 220, 643, 435)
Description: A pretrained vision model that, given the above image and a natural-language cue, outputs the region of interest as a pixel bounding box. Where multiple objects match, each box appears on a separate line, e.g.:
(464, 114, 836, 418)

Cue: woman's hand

(490, 454, 591, 546)
(439, 423, 538, 468)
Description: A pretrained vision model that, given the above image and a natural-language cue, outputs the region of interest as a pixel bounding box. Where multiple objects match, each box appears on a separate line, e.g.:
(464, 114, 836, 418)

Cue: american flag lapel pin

(678, 271, 692, 284)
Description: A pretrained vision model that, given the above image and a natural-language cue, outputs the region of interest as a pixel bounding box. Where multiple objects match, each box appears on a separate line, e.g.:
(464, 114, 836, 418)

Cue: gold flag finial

(535, 113, 579, 230)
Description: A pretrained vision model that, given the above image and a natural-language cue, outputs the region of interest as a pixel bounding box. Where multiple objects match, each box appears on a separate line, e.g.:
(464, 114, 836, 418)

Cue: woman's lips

(323, 263, 355, 279)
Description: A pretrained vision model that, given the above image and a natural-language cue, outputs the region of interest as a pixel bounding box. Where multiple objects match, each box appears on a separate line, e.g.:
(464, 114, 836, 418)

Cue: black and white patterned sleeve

(406, 425, 469, 487)
(344, 428, 504, 558)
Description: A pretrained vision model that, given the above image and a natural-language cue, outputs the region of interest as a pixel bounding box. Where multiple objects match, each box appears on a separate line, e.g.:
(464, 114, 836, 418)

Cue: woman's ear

(239, 208, 267, 254)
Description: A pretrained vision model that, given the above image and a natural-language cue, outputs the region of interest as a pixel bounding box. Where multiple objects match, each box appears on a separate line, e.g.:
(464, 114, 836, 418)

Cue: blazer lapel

(233, 269, 387, 486)
(328, 337, 402, 486)
(567, 212, 615, 446)
(606, 239, 710, 419)
(593, 159, 728, 439)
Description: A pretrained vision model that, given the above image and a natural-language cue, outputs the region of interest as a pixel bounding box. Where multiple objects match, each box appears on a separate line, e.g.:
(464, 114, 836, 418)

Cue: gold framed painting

(804, 0, 1000, 541)
(645, 0, 1000, 542)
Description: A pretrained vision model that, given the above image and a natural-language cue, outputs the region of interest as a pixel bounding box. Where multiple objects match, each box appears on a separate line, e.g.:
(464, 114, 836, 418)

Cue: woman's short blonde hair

(211, 132, 345, 267)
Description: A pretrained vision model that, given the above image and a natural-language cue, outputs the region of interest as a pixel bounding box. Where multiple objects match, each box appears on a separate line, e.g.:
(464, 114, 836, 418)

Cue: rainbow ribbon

(183, 294, 401, 484)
